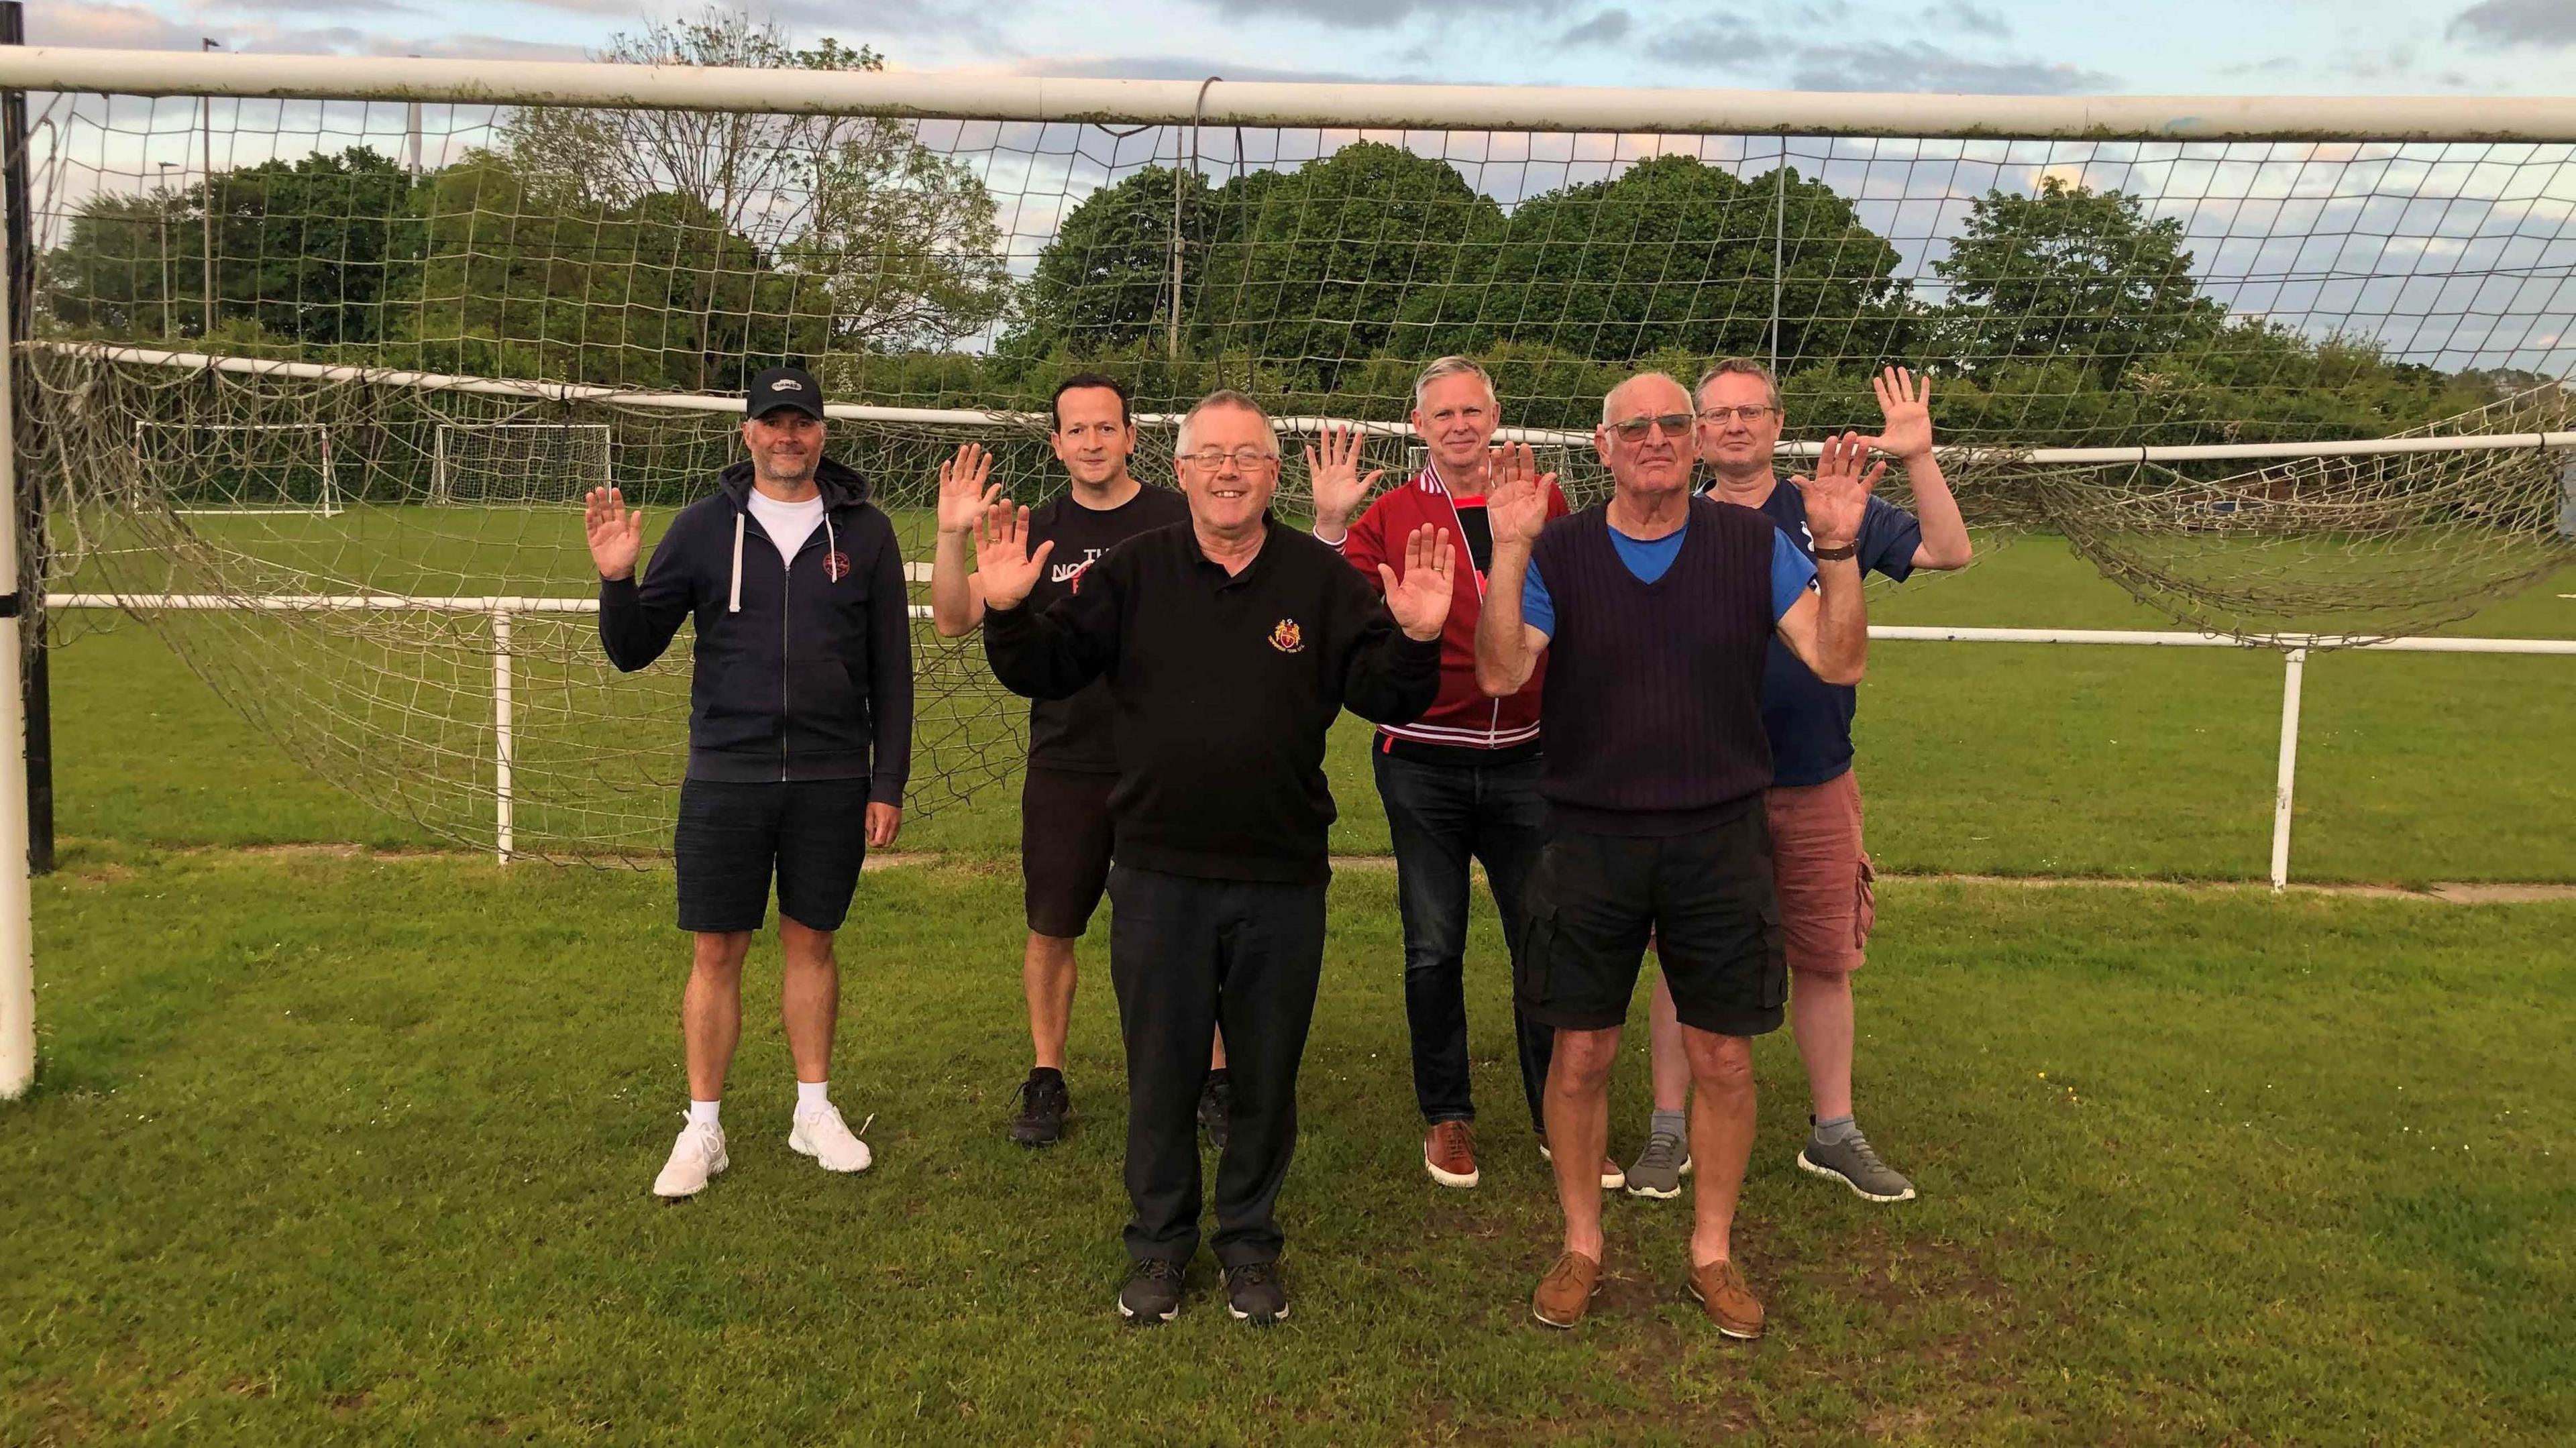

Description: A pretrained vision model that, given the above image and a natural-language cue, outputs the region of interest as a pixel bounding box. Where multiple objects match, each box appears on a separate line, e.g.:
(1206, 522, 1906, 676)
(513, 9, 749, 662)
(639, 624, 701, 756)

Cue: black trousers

(1108, 864, 1327, 1268)
(1373, 748, 1554, 1130)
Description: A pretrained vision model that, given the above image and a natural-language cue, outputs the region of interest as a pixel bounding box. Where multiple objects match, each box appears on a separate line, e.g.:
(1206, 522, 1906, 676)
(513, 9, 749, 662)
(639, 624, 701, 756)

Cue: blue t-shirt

(1521, 518, 1815, 636)
(1732, 480, 1922, 787)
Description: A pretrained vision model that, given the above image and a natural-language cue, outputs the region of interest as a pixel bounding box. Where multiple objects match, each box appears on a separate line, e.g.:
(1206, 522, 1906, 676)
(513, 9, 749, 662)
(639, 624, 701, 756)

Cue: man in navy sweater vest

(1475, 372, 1878, 1339)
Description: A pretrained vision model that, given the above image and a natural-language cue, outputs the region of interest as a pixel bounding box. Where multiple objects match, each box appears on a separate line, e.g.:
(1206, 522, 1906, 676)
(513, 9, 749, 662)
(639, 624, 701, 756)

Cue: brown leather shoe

(1532, 1251, 1601, 1329)
(1687, 1257, 1766, 1340)
(1423, 1120, 1480, 1188)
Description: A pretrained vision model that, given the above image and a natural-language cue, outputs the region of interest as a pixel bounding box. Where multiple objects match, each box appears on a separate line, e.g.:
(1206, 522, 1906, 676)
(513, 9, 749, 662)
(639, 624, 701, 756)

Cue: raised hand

(1486, 443, 1551, 550)
(1379, 524, 1456, 641)
(1860, 365, 1933, 462)
(936, 442, 1000, 538)
(584, 485, 643, 581)
(1304, 423, 1384, 531)
(1790, 432, 1886, 551)
(973, 499, 1055, 611)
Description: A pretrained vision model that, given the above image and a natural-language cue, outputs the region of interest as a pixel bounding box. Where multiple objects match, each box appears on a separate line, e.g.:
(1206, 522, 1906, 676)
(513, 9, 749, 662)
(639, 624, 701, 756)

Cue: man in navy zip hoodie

(585, 365, 913, 1201)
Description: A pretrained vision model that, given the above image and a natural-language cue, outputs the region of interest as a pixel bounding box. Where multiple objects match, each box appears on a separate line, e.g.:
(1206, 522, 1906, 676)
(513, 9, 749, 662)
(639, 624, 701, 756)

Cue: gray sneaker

(1796, 1125, 1917, 1203)
(1625, 1129, 1692, 1200)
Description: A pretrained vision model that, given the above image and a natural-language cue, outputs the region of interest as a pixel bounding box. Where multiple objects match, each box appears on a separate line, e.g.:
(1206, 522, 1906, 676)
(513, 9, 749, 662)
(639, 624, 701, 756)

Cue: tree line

(34, 12, 2530, 445)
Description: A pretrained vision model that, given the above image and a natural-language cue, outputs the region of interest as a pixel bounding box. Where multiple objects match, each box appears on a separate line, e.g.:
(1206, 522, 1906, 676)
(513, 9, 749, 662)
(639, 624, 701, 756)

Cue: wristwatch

(1813, 541, 1858, 561)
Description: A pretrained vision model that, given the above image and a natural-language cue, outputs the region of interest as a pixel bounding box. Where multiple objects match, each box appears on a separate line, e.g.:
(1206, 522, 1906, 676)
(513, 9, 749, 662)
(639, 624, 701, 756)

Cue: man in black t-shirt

(930, 375, 1216, 1148)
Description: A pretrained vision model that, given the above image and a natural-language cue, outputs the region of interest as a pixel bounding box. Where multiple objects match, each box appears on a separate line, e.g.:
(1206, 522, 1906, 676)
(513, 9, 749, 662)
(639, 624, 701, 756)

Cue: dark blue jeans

(1372, 748, 1554, 1130)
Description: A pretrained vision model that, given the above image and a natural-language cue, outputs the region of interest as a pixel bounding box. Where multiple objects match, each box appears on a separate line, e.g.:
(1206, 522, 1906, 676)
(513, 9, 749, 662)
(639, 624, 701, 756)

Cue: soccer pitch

(5, 530, 2573, 1443)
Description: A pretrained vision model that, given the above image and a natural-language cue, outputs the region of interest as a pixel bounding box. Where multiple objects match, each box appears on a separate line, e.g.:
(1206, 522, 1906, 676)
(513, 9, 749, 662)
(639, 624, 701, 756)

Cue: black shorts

(1514, 802, 1786, 1038)
(1022, 766, 1118, 938)
(674, 777, 871, 934)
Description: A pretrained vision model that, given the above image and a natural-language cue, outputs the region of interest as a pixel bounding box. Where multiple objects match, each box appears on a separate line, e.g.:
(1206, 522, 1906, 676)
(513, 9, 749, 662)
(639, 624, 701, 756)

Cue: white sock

(687, 1099, 720, 1129)
(796, 1080, 830, 1115)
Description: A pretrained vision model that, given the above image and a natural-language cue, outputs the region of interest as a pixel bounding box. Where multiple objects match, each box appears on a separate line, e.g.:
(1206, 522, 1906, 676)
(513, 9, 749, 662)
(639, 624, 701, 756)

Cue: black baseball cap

(746, 365, 825, 421)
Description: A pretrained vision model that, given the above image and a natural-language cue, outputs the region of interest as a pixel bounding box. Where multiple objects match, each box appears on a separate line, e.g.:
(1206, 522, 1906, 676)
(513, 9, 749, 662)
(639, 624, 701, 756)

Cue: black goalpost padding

(1, 1, 48, 877)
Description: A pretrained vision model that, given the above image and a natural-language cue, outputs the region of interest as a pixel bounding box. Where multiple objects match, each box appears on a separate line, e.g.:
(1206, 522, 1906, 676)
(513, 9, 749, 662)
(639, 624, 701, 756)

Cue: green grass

(5, 850, 2571, 1444)
(11, 523, 2576, 1442)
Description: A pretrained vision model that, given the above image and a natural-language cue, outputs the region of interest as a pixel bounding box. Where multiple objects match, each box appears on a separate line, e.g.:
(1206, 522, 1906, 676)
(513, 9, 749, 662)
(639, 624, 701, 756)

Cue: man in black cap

(584, 364, 914, 1200)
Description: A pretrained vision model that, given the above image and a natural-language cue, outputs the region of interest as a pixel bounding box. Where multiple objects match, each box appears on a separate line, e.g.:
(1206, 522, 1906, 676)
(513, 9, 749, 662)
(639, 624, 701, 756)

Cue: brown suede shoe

(1532, 1251, 1601, 1329)
(1424, 1120, 1480, 1188)
(1687, 1257, 1765, 1340)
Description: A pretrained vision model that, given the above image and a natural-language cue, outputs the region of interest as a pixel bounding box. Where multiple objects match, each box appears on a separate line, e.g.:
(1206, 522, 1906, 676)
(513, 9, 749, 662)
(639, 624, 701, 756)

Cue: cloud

(1936, 1, 2010, 36)
(1192, 0, 1554, 30)
(25, 3, 203, 49)
(205, 0, 424, 15)
(2447, 0, 2576, 48)
(2219, 55, 2300, 76)
(1784, 40, 2112, 93)
(1668, 25, 1774, 69)
(1557, 9, 1633, 46)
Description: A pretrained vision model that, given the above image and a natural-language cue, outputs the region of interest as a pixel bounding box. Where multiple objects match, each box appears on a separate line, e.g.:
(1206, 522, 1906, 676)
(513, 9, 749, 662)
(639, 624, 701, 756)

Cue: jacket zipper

(1431, 464, 1505, 749)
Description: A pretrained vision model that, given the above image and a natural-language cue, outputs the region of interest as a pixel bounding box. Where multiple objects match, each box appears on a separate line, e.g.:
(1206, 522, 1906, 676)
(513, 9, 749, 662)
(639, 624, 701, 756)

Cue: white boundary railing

(48, 592, 2576, 885)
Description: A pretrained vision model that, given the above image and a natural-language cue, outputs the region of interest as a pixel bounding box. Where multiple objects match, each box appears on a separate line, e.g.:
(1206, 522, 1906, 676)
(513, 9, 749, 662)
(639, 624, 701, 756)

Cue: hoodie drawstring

(729, 511, 745, 614)
(824, 512, 837, 579)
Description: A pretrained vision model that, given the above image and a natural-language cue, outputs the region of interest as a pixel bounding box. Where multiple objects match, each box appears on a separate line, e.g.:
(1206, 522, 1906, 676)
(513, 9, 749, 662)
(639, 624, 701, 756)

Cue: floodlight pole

(200, 38, 219, 338)
(0, 56, 34, 1097)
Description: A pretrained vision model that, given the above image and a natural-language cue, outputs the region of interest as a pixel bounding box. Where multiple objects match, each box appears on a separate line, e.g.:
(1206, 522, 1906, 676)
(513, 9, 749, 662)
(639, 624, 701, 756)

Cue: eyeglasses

(1697, 405, 1777, 425)
(1609, 413, 1695, 442)
(1180, 447, 1280, 471)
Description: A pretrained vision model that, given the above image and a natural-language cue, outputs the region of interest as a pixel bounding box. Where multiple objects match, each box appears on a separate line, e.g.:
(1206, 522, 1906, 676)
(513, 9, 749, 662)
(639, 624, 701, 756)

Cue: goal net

(131, 420, 340, 516)
(16, 29, 2576, 860)
(429, 422, 613, 506)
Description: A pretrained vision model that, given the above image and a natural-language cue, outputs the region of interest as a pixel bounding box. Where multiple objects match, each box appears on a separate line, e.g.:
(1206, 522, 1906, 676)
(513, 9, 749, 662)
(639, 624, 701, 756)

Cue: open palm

(584, 486, 642, 581)
(1380, 524, 1456, 640)
(1790, 433, 1884, 548)
(973, 500, 1055, 610)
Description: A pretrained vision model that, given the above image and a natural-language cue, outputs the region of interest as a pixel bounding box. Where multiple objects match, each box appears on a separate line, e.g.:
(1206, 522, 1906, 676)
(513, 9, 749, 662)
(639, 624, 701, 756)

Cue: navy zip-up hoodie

(597, 457, 913, 803)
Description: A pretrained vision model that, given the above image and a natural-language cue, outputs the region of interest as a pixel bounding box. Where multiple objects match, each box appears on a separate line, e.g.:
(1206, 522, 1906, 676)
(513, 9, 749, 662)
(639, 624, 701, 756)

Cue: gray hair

(1413, 355, 1497, 410)
(1177, 388, 1279, 457)
(1693, 357, 1782, 412)
(1601, 371, 1690, 427)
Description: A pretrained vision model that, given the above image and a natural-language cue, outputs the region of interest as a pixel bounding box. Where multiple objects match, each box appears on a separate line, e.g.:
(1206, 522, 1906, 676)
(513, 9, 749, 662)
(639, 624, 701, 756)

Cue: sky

(36, 0, 2576, 97)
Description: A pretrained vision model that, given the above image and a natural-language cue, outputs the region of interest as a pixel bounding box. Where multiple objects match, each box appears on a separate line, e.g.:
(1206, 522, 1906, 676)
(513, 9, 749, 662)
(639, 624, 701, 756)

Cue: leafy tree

(39, 147, 418, 347)
(1932, 177, 2224, 387)
(1001, 165, 1208, 359)
(501, 9, 1007, 359)
(1428, 157, 1909, 371)
(1190, 141, 1503, 390)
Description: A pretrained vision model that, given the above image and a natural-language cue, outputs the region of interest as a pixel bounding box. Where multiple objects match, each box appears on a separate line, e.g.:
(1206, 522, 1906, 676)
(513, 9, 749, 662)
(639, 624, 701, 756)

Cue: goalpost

(9, 49, 2576, 1091)
(428, 422, 613, 507)
(132, 420, 342, 517)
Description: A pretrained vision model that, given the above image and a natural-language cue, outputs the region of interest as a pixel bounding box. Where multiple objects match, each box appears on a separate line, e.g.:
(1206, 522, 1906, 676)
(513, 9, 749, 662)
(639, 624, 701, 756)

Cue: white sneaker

(653, 1119, 728, 1199)
(788, 1103, 873, 1174)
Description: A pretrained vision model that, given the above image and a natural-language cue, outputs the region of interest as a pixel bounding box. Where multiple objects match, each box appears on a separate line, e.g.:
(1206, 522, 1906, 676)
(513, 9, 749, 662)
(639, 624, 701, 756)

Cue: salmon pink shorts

(1762, 770, 1876, 975)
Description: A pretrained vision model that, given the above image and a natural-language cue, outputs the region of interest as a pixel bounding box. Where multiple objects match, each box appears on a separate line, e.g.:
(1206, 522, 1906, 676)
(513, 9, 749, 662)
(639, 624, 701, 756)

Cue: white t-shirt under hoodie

(745, 488, 826, 565)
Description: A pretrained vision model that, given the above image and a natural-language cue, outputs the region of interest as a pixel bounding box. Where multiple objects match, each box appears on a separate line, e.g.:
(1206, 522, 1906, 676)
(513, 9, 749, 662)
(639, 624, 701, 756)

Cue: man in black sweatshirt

(978, 390, 1454, 1327)
(584, 365, 913, 1202)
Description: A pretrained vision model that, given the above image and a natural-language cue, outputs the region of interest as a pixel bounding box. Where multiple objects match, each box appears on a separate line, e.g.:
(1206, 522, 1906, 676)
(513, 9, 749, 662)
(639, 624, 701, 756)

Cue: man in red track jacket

(1309, 356, 1602, 1193)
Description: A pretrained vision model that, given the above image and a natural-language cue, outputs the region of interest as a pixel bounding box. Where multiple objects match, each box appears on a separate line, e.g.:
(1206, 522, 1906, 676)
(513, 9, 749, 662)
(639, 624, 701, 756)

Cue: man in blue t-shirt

(1627, 359, 1972, 1209)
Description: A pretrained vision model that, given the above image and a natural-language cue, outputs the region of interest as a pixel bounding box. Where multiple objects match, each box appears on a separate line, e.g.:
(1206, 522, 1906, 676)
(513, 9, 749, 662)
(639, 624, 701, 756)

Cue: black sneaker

(1008, 1068, 1070, 1148)
(1197, 1070, 1234, 1152)
(1118, 1258, 1186, 1325)
(1224, 1260, 1288, 1325)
